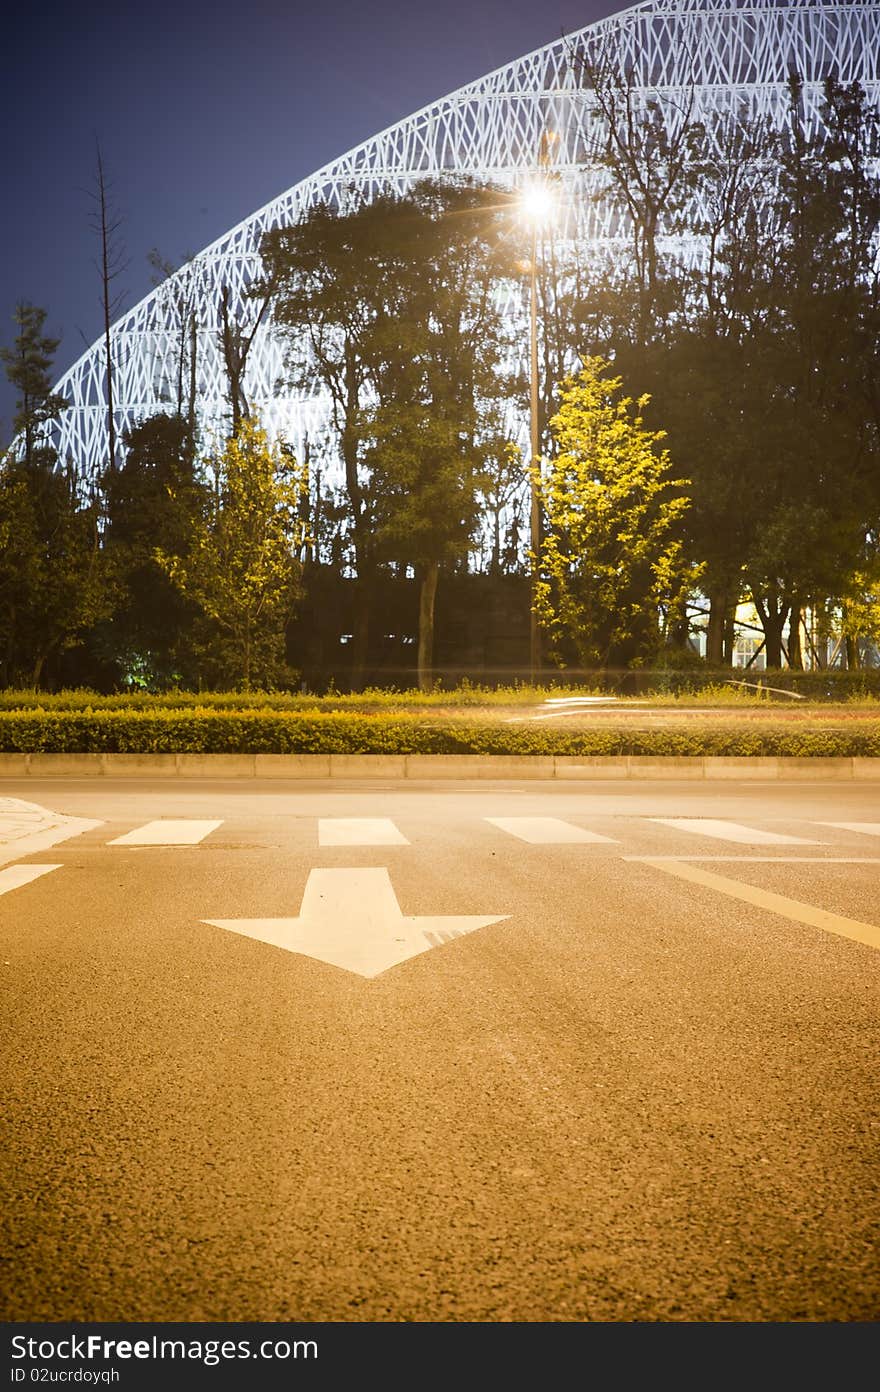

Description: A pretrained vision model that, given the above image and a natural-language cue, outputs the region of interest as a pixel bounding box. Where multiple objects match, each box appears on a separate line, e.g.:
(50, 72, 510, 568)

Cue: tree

(0, 458, 114, 688)
(613, 110, 778, 665)
(476, 442, 527, 576)
(0, 305, 111, 688)
(0, 303, 68, 465)
(0, 468, 35, 683)
(606, 81, 880, 671)
(147, 250, 199, 430)
(839, 543, 880, 670)
(218, 280, 273, 437)
(87, 143, 128, 474)
(362, 180, 517, 690)
(99, 413, 205, 688)
(618, 298, 789, 670)
(259, 199, 383, 686)
(157, 418, 305, 689)
(733, 76, 880, 667)
(567, 33, 704, 346)
(553, 61, 761, 665)
(535, 358, 695, 670)
(259, 179, 518, 690)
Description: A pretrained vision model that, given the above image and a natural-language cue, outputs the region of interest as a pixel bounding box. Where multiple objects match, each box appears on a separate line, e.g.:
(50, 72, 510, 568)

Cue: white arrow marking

(204, 867, 508, 979)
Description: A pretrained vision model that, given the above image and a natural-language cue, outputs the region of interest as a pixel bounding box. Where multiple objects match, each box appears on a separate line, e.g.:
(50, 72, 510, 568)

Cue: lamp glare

(520, 181, 557, 226)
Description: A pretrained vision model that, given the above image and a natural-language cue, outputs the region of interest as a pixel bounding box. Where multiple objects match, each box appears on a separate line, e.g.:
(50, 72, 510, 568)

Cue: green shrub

(1, 708, 878, 757)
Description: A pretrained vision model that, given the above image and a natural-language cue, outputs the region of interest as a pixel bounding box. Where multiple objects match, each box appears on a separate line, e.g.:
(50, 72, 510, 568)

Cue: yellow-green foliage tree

(158, 419, 305, 690)
(535, 357, 696, 670)
(840, 555, 880, 671)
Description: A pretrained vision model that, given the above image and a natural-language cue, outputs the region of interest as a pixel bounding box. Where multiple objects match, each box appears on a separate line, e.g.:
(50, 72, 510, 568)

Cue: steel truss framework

(36, 0, 880, 481)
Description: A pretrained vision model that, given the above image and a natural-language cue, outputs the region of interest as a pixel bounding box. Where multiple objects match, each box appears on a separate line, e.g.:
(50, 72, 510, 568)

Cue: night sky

(1, 0, 619, 444)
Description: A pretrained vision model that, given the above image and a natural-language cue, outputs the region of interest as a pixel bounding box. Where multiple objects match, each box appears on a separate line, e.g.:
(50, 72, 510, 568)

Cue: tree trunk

(188, 315, 198, 435)
(243, 631, 251, 691)
(23, 389, 33, 469)
(176, 305, 186, 417)
(219, 283, 270, 437)
(845, 634, 860, 671)
(761, 613, 787, 669)
(665, 607, 690, 653)
(723, 608, 736, 666)
(220, 284, 245, 436)
(787, 604, 803, 670)
(341, 386, 371, 693)
(349, 577, 371, 693)
(96, 147, 117, 474)
(751, 580, 790, 671)
(706, 588, 729, 666)
(417, 561, 439, 694)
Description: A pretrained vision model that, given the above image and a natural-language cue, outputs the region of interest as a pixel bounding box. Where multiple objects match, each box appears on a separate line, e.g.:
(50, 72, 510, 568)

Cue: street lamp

(520, 177, 558, 684)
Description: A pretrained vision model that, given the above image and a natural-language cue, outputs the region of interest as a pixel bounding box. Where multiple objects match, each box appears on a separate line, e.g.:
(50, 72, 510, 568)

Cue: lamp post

(528, 219, 541, 684)
(520, 179, 557, 684)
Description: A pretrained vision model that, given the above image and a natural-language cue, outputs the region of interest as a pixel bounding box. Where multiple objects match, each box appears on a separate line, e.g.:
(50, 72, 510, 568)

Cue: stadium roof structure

(36, 0, 880, 481)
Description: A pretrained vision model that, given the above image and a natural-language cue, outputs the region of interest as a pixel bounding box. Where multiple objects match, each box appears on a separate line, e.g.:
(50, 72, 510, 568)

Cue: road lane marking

(108, 820, 223, 846)
(204, 867, 507, 979)
(484, 816, 616, 844)
(625, 856, 880, 864)
(0, 864, 61, 897)
(817, 823, 880, 837)
(0, 799, 103, 868)
(0, 802, 55, 842)
(318, 818, 409, 846)
(650, 818, 820, 846)
(640, 859, 880, 952)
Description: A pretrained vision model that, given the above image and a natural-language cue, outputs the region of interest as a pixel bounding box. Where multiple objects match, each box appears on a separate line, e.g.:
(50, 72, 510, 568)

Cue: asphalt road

(1, 777, 878, 1323)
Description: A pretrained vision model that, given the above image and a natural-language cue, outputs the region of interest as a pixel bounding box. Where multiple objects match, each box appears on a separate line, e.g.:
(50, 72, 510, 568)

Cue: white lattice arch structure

(39, 0, 880, 480)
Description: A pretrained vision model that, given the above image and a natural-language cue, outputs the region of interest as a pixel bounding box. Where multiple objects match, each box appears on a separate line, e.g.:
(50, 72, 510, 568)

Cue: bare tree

(567, 36, 703, 343)
(87, 143, 128, 475)
(147, 249, 200, 430)
(218, 282, 273, 437)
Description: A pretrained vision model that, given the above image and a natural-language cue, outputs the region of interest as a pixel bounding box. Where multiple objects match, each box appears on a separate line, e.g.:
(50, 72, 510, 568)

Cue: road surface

(1, 776, 878, 1322)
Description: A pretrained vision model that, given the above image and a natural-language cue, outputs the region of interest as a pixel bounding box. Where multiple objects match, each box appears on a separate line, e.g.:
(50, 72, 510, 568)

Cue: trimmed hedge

(1, 708, 879, 757)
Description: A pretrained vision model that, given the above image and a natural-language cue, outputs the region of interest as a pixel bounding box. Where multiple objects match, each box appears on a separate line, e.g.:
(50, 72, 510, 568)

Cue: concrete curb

(0, 752, 877, 780)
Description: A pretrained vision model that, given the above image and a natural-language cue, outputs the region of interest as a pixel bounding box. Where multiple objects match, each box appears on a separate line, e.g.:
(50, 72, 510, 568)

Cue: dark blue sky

(1, 0, 618, 444)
